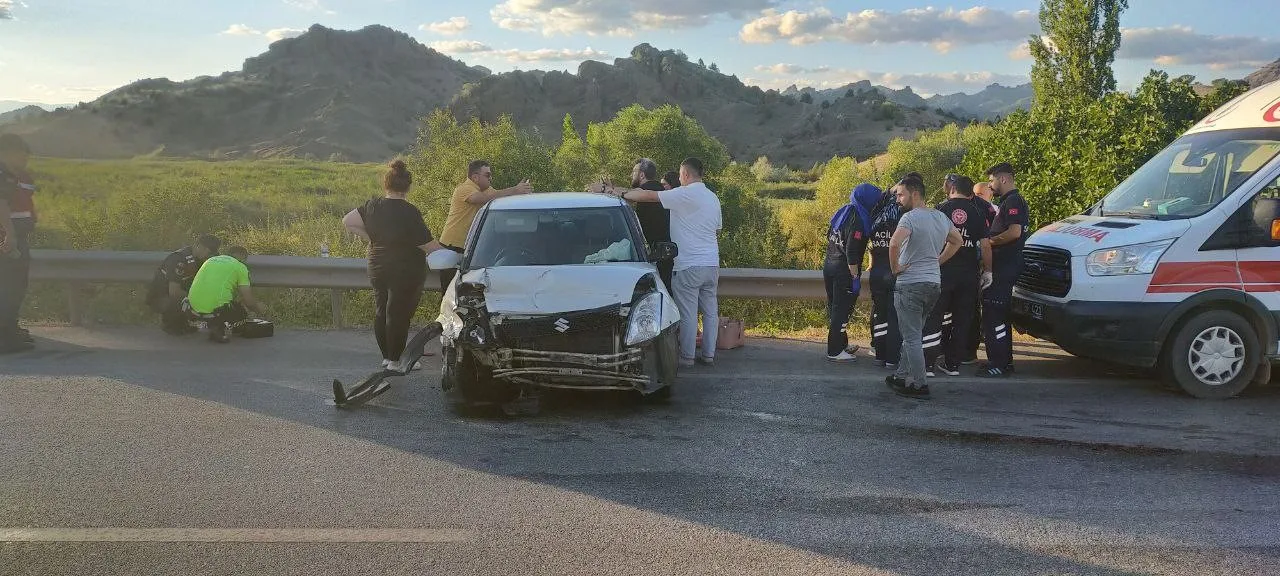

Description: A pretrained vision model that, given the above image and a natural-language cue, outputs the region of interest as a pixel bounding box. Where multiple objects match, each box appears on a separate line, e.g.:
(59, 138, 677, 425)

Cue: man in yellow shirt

(437, 159, 531, 292)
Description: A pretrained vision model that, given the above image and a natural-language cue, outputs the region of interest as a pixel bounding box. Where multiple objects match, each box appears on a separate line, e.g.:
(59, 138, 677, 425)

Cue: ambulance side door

(1230, 174, 1280, 306)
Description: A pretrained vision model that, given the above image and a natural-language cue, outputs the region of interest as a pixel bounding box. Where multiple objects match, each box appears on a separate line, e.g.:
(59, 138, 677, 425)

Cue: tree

(1200, 79, 1252, 117)
(709, 63, 720, 73)
(583, 104, 730, 184)
(1029, 0, 1128, 107)
(698, 58, 706, 68)
(750, 156, 775, 182)
(554, 113, 593, 189)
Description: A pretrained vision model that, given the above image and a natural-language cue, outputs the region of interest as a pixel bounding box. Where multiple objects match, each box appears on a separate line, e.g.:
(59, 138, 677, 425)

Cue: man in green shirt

(187, 246, 268, 343)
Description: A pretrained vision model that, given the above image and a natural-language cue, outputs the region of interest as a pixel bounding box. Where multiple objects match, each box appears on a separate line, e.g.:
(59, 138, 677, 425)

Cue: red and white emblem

(950, 208, 968, 226)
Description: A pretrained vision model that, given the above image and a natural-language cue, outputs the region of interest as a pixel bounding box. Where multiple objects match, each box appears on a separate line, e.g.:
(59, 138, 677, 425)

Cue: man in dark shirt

(867, 182, 905, 368)
(978, 162, 1030, 378)
(0, 134, 33, 354)
(965, 182, 999, 364)
(630, 158, 673, 291)
(147, 234, 221, 335)
(823, 183, 879, 361)
(924, 175, 991, 375)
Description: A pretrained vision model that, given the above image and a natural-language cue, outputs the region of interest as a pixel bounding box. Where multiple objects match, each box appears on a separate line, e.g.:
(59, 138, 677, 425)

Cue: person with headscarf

(868, 177, 907, 369)
(823, 183, 880, 362)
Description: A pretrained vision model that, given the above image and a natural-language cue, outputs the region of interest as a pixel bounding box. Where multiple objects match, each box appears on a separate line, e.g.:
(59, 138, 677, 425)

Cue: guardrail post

(330, 289, 344, 328)
(67, 282, 87, 326)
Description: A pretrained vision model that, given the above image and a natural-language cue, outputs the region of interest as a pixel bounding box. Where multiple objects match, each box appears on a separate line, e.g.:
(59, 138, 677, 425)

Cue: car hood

(1028, 216, 1192, 255)
(461, 264, 658, 315)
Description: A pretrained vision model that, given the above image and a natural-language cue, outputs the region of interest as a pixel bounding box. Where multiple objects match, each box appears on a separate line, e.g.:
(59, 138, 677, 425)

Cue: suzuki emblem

(554, 318, 570, 333)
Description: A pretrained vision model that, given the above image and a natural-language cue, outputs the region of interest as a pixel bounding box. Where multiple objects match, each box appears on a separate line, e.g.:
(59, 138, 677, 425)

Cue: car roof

(489, 192, 626, 210)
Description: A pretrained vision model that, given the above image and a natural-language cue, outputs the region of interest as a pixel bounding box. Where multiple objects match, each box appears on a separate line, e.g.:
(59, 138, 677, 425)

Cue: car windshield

(1098, 128, 1280, 220)
(468, 207, 641, 268)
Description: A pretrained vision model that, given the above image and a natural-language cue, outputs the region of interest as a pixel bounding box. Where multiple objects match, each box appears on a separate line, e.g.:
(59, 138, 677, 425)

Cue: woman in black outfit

(343, 160, 442, 372)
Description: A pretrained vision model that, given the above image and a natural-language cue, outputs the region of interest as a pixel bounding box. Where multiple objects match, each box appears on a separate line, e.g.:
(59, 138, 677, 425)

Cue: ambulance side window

(1203, 175, 1280, 250)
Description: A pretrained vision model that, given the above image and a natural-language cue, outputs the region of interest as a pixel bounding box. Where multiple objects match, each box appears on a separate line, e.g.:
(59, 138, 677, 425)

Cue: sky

(1, 0, 1278, 104)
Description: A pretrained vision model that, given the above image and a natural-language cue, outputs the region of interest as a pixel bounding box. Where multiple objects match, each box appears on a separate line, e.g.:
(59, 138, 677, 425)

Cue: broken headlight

(625, 292, 663, 346)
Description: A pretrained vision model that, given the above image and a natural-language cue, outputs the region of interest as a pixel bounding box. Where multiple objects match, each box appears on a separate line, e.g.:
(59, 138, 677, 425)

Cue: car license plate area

(1014, 298, 1045, 320)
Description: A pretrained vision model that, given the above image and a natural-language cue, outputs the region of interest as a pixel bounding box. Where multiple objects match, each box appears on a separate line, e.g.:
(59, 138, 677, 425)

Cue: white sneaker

(381, 359, 393, 369)
(826, 351, 857, 363)
(386, 360, 409, 374)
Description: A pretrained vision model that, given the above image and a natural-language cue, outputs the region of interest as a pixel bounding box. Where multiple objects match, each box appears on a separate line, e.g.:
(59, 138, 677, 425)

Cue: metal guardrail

(29, 250, 832, 327)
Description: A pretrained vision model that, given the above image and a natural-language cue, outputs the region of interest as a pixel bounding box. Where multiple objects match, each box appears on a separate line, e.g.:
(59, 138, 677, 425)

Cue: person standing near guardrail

(868, 177, 907, 369)
(886, 176, 963, 399)
(343, 160, 444, 373)
(965, 181, 999, 365)
(822, 183, 880, 362)
(437, 160, 532, 294)
(597, 157, 723, 367)
(631, 158, 673, 291)
(0, 133, 34, 354)
(923, 175, 992, 377)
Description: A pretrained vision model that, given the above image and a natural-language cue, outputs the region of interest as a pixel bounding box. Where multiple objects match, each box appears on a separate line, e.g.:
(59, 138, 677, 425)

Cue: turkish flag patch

(853, 231, 863, 240)
(1008, 208, 1019, 215)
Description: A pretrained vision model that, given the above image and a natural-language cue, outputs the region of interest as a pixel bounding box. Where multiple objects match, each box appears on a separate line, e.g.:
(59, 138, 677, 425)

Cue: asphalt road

(1, 326, 1278, 575)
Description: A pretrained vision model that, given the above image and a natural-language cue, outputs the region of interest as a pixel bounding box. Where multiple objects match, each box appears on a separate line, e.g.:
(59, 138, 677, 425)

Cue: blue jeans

(894, 281, 941, 387)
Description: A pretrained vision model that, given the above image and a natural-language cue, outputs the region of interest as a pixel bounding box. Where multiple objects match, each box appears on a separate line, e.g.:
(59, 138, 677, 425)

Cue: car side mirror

(649, 241, 678, 263)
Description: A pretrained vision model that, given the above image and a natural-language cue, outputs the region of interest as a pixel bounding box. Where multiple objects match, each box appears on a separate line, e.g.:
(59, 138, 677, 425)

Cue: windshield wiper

(1106, 211, 1165, 220)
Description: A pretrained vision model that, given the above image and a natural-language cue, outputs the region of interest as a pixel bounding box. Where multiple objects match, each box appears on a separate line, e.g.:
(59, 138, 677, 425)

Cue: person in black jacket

(924, 175, 992, 376)
(630, 158, 673, 291)
(343, 160, 443, 373)
(978, 162, 1030, 378)
(823, 183, 881, 362)
(146, 234, 221, 335)
(868, 177, 908, 368)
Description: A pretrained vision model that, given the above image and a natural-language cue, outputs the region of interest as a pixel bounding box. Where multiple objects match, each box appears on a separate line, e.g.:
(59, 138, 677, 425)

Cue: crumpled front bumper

(489, 347, 649, 390)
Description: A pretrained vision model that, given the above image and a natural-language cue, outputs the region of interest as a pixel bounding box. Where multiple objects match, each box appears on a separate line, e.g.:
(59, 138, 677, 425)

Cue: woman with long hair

(343, 160, 442, 372)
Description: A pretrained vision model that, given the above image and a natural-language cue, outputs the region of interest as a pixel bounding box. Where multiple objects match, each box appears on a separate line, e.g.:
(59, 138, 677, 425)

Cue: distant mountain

(0, 105, 49, 126)
(1246, 58, 1280, 87)
(926, 83, 1034, 120)
(0, 101, 71, 115)
(4, 24, 488, 161)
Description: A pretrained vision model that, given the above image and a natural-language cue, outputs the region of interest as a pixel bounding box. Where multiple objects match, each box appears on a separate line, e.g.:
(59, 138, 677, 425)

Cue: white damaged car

(432, 192, 681, 412)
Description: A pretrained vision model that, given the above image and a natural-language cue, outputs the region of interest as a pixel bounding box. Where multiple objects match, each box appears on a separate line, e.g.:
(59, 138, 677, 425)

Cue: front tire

(1161, 310, 1260, 399)
(643, 328, 679, 401)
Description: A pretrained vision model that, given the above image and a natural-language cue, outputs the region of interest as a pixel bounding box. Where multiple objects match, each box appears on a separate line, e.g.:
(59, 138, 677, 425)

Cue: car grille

(1018, 245, 1072, 298)
(495, 304, 624, 355)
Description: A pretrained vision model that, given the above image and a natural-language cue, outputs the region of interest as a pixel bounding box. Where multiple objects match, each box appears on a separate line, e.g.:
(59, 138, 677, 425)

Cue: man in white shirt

(600, 157, 723, 367)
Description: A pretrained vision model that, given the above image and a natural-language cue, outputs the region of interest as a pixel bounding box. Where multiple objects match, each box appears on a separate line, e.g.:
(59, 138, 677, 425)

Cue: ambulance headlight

(1086, 239, 1174, 276)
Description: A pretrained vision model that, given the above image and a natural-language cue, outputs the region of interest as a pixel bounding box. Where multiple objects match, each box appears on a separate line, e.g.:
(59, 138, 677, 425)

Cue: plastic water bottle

(320, 240, 330, 258)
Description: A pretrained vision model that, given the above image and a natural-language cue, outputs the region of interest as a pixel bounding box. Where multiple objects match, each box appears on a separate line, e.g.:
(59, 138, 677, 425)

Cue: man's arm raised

(466, 180, 532, 205)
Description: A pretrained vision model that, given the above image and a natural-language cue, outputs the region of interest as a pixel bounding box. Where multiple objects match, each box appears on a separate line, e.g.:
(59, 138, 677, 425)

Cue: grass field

(20, 158, 837, 333)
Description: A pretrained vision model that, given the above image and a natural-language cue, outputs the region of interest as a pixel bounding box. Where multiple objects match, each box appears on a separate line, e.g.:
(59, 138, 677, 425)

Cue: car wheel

(1161, 309, 1260, 399)
(443, 347, 512, 409)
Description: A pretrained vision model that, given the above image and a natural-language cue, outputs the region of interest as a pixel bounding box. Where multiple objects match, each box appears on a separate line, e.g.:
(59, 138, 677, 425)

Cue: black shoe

(889, 379, 931, 399)
(959, 356, 979, 365)
(885, 374, 905, 388)
(975, 365, 1010, 378)
(934, 359, 960, 377)
(209, 322, 231, 344)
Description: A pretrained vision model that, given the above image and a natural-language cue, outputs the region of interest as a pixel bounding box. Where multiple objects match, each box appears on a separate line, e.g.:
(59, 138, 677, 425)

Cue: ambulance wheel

(1162, 310, 1259, 399)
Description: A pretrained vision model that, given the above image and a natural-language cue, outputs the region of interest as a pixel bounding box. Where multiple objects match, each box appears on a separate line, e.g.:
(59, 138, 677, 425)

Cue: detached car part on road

(433, 193, 681, 413)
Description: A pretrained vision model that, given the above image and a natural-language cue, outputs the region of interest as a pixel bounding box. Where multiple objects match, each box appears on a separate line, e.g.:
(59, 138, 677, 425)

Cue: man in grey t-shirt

(886, 176, 962, 398)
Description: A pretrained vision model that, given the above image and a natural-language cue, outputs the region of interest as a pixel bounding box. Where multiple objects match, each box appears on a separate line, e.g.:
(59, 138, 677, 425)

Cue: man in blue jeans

(602, 157, 724, 366)
(886, 176, 962, 398)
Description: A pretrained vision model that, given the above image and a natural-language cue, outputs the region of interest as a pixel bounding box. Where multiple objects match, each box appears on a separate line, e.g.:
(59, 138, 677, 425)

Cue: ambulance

(1011, 80, 1280, 399)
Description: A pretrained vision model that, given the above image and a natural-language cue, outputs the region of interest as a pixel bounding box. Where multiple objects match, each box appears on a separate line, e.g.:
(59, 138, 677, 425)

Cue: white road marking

(0, 528, 475, 543)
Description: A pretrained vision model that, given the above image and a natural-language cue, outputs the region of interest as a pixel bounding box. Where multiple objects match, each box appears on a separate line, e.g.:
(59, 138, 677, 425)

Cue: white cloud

(492, 0, 775, 36)
(283, 0, 335, 15)
(490, 47, 609, 62)
(754, 64, 830, 75)
(221, 24, 261, 36)
(1008, 41, 1032, 60)
(421, 16, 471, 36)
(429, 39, 607, 63)
(739, 6, 1037, 52)
(0, 0, 15, 20)
(429, 40, 495, 54)
(749, 68, 1028, 96)
(265, 28, 305, 42)
(221, 24, 304, 42)
(1119, 26, 1280, 71)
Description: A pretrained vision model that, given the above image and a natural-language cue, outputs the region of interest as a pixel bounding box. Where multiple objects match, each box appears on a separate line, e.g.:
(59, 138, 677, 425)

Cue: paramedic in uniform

(823, 183, 880, 362)
(977, 163, 1030, 378)
(924, 175, 991, 375)
(868, 177, 907, 368)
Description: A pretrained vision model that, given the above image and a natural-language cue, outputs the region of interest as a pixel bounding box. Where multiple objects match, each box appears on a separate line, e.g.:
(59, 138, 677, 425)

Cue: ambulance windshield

(1098, 127, 1280, 220)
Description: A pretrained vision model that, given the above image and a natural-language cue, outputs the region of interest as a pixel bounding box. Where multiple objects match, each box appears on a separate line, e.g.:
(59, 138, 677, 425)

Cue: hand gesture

(513, 179, 533, 195)
(980, 271, 993, 292)
(586, 181, 606, 194)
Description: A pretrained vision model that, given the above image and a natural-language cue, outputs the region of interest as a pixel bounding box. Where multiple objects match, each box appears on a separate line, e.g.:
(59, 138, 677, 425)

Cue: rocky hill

(1246, 58, 1280, 87)
(4, 25, 487, 161)
(447, 44, 962, 167)
(0, 105, 49, 126)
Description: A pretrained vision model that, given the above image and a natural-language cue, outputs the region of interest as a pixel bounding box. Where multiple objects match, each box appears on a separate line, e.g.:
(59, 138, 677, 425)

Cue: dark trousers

(869, 271, 901, 365)
(372, 269, 425, 362)
(161, 297, 192, 333)
(982, 265, 1021, 369)
(0, 217, 33, 340)
(968, 298, 982, 359)
(924, 272, 979, 369)
(823, 262, 858, 356)
(208, 301, 249, 329)
(657, 259, 674, 295)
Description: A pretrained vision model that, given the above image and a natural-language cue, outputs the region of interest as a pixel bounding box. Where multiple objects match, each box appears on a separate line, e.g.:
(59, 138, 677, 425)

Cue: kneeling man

(187, 246, 268, 343)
